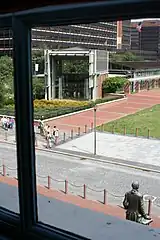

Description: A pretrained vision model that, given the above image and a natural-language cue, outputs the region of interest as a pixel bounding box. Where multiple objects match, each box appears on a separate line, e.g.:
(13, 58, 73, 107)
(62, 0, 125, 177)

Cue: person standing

(46, 131, 52, 148)
(53, 126, 59, 145)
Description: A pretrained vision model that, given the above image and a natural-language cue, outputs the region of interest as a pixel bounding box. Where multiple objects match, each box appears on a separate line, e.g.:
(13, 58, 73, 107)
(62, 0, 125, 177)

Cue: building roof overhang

(115, 61, 160, 70)
(0, 0, 160, 29)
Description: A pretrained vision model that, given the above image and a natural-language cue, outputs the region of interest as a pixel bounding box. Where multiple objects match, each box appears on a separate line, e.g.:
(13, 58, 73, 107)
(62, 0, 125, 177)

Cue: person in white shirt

(44, 124, 48, 139)
(1, 116, 7, 129)
(1, 116, 5, 127)
(53, 126, 59, 145)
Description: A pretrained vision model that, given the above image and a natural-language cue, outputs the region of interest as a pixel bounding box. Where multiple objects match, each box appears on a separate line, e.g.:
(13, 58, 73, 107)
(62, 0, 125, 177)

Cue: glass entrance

(62, 73, 89, 100)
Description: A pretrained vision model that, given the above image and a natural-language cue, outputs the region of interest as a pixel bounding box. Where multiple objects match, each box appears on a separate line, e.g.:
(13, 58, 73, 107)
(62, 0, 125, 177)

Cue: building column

(55, 60, 63, 99)
(51, 57, 56, 99)
(84, 78, 89, 99)
(47, 53, 51, 100)
(89, 50, 97, 101)
(58, 77, 63, 99)
(44, 50, 48, 99)
(44, 50, 51, 100)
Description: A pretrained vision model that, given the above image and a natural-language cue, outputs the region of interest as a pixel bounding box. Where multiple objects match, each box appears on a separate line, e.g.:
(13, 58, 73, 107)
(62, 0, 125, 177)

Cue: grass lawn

(97, 104, 160, 139)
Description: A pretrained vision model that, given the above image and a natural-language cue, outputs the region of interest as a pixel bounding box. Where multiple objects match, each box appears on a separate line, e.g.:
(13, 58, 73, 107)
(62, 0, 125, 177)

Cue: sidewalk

(0, 175, 160, 229)
(45, 90, 160, 133)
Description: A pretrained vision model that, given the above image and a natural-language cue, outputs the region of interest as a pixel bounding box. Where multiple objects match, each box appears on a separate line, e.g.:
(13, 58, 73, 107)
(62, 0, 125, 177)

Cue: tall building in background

(117, 20, 131, 50)
(122, 20, 131, 49)
(0, 22, 117, 55)
(131, 20, 160, 52)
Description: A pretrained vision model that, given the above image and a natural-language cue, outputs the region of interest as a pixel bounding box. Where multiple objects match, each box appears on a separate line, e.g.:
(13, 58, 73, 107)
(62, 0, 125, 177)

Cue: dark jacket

(123, 189, 147, 222)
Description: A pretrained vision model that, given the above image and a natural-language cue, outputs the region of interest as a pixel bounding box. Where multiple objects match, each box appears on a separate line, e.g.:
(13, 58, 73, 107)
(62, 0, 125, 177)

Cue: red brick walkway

(1, 175, 160, 228)
(46, 90, 160, 132)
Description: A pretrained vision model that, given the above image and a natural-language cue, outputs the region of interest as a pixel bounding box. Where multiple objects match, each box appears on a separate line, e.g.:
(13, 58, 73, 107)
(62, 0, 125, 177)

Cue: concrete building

(44, 48, 109, 101)
(131, 20, 160, 53)
(0, 22, 117, 55)
(117, 20, 131, 50)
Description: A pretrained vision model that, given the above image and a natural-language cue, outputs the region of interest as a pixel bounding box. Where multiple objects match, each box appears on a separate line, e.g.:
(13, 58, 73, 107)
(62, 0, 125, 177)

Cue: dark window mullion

(12, 17, 38, 233)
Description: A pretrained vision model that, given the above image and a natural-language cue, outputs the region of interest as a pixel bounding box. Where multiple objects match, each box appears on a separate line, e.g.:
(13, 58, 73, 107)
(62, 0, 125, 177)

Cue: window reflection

(0, 28, 19, 213)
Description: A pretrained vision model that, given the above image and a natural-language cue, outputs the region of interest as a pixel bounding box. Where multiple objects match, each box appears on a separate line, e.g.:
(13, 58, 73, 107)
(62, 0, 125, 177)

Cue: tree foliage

(0, 55, 14, 92)
(63, 60, 89, 73)
(0, 55, 14, 107)
(32, 50, 44, 74)
(110, 52, 144, 62)
(32, 77, 45, 99)
(102, 76, 128, 94)
(0, 84, 5, 108)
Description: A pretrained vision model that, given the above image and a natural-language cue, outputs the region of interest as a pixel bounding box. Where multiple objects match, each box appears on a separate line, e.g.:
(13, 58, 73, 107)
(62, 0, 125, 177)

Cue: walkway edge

(42, 96, 127, 122)
(37, 148, 160, 174)
(0, 96, 126, 124)
(1, 139, 160, 174)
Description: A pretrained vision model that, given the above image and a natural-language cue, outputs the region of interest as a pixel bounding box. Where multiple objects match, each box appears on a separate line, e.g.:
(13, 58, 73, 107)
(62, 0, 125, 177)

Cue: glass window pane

(31, 21, 122, 236)
(0, 27, 19, 214)
(30, 17, 160, 238)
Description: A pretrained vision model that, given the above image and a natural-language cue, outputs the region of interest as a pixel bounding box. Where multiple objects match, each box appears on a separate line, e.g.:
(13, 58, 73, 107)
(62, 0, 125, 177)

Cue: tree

(32, 77, 45, 99)
(102, 76, 128, 94)
(0, 55, 14, 94)
(63, 60, 89, 73)
(0, 84, 5, 108)
(110, 52, 144, 62)
(0, 56, 14, 107)
(32, 50, 44, 74)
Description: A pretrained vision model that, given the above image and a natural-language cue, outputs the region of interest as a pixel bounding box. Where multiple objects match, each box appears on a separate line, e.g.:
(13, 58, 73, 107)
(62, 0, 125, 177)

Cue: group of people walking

(1, 116, 14, 130)
(43, 124, 59, 148)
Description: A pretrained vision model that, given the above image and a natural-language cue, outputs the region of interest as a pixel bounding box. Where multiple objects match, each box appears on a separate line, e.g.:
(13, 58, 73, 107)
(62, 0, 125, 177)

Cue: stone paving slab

(55, 146, 160, 173)
(56, 132, 160, 167)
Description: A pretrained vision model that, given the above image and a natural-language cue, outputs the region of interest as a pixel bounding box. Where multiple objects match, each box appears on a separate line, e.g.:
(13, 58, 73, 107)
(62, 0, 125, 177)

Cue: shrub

(0, 96, 123, 119)
(33, 99, 89, 108)
(4, 95, 15, 105)
(102, 77, 128, 94)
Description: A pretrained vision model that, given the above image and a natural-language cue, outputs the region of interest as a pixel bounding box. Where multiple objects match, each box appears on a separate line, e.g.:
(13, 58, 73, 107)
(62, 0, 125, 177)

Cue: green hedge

(0, 95, 123, 120)
(102, 76, 128, 94)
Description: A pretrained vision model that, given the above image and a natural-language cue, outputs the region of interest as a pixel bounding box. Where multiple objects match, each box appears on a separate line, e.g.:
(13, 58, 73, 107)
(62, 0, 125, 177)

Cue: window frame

(0, 0, 159, 239)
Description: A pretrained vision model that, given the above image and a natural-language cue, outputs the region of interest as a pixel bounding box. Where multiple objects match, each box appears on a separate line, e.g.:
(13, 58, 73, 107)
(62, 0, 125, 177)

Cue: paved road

(0, 142, 160, 216)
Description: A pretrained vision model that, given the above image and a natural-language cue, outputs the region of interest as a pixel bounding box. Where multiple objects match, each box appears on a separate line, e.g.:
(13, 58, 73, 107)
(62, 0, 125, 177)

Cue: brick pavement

(45, 90, 160, 133)
(1, 90, 160, 146)
(0, 175, 160, 229)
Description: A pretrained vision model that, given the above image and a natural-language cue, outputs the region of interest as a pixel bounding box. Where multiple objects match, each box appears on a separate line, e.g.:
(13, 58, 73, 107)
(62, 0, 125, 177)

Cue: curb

(0, 96, 127, 124)
(36, 147, 160, 174)
(42, 96, 127, 123)
(1, 139, 159, 174)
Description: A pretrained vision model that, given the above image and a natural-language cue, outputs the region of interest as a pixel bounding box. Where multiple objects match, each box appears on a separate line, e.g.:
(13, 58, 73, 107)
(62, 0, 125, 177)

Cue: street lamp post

(93, 104, 97, 155)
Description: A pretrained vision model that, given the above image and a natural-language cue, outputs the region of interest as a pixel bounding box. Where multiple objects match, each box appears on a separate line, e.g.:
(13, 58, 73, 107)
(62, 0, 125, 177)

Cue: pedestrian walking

(46, 131, 52, 148)
(53, 126, 59, 145)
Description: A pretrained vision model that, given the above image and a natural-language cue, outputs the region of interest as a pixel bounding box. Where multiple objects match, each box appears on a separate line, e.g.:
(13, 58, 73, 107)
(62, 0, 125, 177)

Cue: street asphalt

(0, 142, 160, 216)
